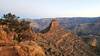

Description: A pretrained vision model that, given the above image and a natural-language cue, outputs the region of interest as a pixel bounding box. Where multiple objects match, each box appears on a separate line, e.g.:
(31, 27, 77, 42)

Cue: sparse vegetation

(0, 13, 32, 42)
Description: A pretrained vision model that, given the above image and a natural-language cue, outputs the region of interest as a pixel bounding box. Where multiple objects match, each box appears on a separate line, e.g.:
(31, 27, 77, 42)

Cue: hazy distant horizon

(0, 0, 100, 19)
(0, 13, 100, 19)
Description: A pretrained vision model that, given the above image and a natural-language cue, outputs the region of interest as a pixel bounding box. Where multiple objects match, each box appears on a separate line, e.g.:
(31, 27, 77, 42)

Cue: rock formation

(0, 41, 46, 56)
(40, 19, 61, 33)
(0, 19, 96, 56)
(0, 25, 13, 43)
(34, 19, 96, 56)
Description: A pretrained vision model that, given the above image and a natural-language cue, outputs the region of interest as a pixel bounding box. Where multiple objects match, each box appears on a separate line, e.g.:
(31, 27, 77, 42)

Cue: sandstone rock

(0, 41, 46, 56)
(0, 19, 96, 56)
(35, 19, 96, 56)
(0, 26, 12, 43)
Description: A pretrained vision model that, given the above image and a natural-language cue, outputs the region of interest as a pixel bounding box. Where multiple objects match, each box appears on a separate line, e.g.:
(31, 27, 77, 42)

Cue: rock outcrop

(0, 19, 96, 56)
(0, 41, 46, 56)
(0, 25, 14, 43)
(34, 19, 96, 56)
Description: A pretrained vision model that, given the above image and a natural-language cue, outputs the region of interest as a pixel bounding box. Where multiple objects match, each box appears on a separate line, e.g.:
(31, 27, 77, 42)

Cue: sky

(0, 0, 100, 19)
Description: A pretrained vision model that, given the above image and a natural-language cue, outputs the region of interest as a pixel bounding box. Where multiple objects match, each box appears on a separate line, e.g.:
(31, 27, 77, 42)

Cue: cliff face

(0, 25, 46, 56)
(34, 19, 96, 56)
(76, 23, 100, 36)
(40, 19, 60, 33)
(0, 25, 13, 43)
(0, 41, 46, 56)
(0, 19, 96, 56)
